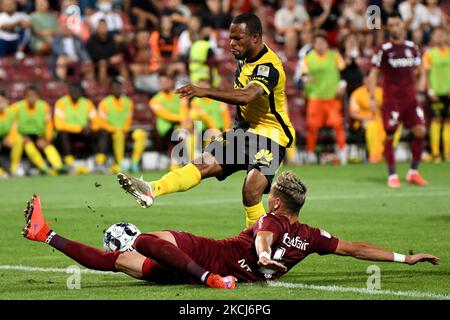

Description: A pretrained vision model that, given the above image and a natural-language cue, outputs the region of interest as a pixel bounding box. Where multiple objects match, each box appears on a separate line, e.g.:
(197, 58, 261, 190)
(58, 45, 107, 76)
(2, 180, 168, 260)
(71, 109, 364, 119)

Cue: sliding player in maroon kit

(368, 12, 428, 188)
(21, 172, 439, 289)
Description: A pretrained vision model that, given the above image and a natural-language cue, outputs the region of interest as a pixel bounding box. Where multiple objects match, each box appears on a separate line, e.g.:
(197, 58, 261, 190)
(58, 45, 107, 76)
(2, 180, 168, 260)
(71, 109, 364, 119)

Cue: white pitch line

(1, 265, 448, 299)
(1, 190, 449, 210)
(0, 265, 121, 275)
(267, 281, 450, 300)
(155, 191, 450, 206)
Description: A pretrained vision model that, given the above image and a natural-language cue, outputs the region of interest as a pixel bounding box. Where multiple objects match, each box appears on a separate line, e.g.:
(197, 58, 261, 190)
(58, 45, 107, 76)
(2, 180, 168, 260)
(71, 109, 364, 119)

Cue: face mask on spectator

(98, 2, 112, 12)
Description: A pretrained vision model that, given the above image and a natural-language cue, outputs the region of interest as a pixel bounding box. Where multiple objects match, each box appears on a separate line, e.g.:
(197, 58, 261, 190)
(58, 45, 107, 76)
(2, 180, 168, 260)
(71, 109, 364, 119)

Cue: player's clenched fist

(176, 84, 207, 99)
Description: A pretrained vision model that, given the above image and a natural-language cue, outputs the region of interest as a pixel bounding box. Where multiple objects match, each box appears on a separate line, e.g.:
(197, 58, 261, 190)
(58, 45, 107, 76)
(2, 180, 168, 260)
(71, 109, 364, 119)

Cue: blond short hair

(272, 171, 307, 214)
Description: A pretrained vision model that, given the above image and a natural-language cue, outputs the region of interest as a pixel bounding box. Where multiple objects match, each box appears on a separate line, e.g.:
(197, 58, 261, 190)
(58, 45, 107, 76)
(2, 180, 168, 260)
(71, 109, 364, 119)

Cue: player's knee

(36, 139, 48, 149)
(431, 117, 442, 123)
(412, 125, 426, 138)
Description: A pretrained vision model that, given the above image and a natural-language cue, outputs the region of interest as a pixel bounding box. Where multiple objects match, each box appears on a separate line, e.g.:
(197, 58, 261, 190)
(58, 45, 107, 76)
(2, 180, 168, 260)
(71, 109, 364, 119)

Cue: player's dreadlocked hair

(273, 171, 307, 215)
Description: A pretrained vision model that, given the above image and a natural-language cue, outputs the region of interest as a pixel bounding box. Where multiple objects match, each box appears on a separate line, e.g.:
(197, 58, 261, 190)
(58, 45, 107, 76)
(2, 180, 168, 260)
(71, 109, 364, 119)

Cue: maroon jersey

(371, 41, 421, 100)
(170, 213, 339, 283)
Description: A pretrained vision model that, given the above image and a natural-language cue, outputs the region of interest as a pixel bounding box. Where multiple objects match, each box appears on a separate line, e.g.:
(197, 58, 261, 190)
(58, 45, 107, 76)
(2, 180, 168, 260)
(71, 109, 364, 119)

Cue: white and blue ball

(103, 222, 141, 252)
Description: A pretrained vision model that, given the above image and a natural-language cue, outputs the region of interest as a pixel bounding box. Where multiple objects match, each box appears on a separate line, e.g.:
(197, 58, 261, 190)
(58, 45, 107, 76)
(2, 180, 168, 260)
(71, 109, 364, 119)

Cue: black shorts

(23, 134, 43, 143)
(429, 96, 450, 119)
(204, 130, 286, 193)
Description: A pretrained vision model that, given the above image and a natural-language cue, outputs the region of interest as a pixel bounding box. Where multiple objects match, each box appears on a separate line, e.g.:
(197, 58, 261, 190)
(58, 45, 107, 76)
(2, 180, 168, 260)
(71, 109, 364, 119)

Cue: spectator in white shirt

(274, 0, 310, 59)
(399, 0, 429, 31)
(399, 0, 430, 44)
(0, 0, 31, 58)
(89, 0, 124, 34)
(424, 0, 445, 28)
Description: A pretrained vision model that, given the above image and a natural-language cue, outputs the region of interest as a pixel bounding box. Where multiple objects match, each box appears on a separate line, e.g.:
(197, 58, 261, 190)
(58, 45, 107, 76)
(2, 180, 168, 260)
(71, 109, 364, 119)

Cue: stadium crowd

(0, 0, 449, 177)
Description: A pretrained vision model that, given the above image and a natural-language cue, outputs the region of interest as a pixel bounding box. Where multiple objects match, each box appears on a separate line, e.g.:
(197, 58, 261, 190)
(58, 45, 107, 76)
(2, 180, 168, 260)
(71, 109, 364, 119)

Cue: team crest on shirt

(257, 65, 270, 77)
(404, 49, 413, 58)
(254, 149, 273, 167)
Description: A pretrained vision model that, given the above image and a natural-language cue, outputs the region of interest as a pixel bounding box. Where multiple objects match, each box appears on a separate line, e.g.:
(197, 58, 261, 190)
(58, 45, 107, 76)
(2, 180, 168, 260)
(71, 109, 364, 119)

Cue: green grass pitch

(0, 163, 449, 300)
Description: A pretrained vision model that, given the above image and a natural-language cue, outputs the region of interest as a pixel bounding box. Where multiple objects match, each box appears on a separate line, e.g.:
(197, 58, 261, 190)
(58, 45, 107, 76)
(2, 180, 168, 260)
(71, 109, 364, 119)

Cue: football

(103, 222, 141, 252)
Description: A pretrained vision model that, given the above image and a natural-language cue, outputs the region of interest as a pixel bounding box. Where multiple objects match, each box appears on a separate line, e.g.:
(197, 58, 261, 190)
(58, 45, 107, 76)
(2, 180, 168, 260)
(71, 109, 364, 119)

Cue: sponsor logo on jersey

(257, 65, 270, 77)
(388, 57, 420, 68)
(282, 233, 309, 251)
(254, 149, 273, 167)
(238, 259, 252, 272)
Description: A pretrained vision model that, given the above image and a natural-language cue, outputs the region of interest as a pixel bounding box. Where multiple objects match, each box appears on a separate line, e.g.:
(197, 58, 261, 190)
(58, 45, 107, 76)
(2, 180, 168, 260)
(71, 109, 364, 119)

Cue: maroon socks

(47, 232, 121, 271)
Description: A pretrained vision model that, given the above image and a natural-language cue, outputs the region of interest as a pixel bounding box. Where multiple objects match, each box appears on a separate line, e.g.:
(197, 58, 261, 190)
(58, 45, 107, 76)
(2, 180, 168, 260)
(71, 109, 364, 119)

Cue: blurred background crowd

(0, 0, 449, 177)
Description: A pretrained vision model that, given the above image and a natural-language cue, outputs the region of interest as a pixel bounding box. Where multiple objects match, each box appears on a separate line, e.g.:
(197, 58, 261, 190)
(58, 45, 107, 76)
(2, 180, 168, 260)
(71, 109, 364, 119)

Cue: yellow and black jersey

(234, 45, 295, 148)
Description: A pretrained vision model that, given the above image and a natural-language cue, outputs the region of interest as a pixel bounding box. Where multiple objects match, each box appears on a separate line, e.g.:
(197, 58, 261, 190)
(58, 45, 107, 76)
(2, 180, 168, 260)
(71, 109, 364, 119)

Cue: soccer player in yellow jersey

(11, 86, 63, 175)
(0, 90, 22, 178)
(422, 27, 450, 163)
(54, 84, 98, 174)
(97, 78, 148, 174)
(118, 13, 296, 227)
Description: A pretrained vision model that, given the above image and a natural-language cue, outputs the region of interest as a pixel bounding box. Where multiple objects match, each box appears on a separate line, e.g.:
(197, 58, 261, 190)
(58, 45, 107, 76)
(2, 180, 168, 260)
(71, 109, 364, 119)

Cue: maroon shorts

(169, 231, 258, 283)
(382, 97, 425, 134)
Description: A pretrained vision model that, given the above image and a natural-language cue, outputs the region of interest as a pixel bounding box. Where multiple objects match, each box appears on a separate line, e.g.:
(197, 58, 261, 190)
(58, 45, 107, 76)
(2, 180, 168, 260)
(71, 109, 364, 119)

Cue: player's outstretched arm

(255, 231, 287, 272)
(334, 239, 440, 266)
(176, 82, 265, 106)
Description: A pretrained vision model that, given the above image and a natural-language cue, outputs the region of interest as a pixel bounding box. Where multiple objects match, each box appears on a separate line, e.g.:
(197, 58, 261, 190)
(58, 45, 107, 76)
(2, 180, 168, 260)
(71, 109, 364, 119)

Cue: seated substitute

(149, 72, 189, 171)
(96, 78, 147, 173)
(54, 84, 99, 174)
(189, 78, 231, 141)
(0, 90, 22, 177)
(11, 86, 64, 175)
(22, 172, 439, 289)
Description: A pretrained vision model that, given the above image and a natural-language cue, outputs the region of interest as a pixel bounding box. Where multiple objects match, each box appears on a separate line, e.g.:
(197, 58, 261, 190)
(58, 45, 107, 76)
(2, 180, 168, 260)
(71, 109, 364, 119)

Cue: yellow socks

(24, 142, 47, 171)
(44, 145, 63, 169)
(95, 153, 106, 165)
(443, 122, 450, 159)
(64, 155, 75, 167)
(365, 119, 384, 161)
(131, 129, 147, 165)
(244, 202, 266, 227)
(150, 163, 201, 197)
(430, 120, 442, 157)
(112, 131, 125, 165)
(9, 135, 23, 174)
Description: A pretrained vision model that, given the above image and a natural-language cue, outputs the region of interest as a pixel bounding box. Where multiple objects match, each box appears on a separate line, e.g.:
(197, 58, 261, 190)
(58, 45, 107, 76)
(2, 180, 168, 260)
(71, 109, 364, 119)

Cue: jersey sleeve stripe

(269, 92, 294, 148)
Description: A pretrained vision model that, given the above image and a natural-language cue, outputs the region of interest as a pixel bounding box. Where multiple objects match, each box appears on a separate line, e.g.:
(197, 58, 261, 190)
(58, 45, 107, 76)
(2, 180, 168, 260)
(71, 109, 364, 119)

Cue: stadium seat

(7, 82, 31, 101)
(21, 56, 46, 68)
(0, 67, 8, 81)
(82, 79, 110, 97)
(123, 81, 135, 96)
(0, 57, 14, 68)
(39, 81, 68, 99)
(131, 93, 153, 127)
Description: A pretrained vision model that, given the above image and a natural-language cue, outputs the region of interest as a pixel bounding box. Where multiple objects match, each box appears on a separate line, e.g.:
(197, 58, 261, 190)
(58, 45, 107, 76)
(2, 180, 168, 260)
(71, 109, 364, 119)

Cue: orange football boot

(406, 172, 428, 186)
(206, 274, 237, 289)
(387, 175, 401, 189)
(22, 195, 51, 242)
